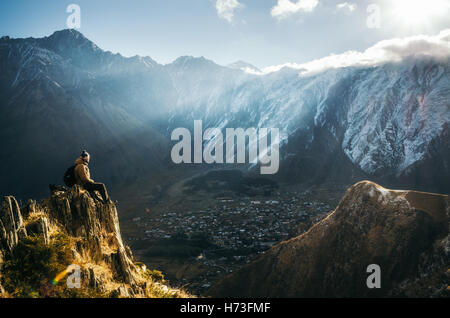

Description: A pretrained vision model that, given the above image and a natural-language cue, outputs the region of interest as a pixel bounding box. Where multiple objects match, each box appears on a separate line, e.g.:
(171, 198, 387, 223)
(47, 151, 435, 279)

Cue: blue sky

(1, 0, 450, 68)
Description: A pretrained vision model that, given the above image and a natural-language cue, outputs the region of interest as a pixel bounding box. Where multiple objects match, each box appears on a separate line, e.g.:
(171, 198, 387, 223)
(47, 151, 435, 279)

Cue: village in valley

(125, 182, 338, 294)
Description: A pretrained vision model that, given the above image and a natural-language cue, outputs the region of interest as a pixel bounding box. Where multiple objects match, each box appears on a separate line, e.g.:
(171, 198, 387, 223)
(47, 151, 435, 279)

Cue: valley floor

(117, 170, 347, 295)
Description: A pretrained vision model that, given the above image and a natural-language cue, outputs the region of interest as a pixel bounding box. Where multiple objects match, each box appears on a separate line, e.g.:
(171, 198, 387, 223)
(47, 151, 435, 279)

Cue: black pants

(84, 182, 109, 202)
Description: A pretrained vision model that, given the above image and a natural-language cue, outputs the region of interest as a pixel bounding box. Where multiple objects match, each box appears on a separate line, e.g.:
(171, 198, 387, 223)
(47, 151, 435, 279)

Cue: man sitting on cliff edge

(74, 150, 110, 203)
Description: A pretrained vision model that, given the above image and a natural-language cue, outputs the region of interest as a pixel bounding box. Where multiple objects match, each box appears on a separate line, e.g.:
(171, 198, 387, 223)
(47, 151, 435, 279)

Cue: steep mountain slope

(208, 181, 449, 297)
(279, 61, 450, 192)
(165, 60, 450, 192)
(0, 30, 172, 200)
(0, 186, 188, 298)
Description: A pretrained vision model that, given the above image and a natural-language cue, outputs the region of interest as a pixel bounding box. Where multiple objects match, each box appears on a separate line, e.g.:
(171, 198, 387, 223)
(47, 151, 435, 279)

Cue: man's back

(74, 157, 93, 186)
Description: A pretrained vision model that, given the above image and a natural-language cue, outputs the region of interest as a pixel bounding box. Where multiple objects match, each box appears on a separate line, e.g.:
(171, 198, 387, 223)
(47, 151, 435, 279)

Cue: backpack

(63, 165, 76, 187)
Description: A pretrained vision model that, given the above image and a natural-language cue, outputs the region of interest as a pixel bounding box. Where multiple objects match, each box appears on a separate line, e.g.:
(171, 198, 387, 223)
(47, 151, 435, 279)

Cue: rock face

(0, 197, 27, 253)
(0, 186, 185, 298)
(208, 181, 449, 297)
(43, 186, 136, 286)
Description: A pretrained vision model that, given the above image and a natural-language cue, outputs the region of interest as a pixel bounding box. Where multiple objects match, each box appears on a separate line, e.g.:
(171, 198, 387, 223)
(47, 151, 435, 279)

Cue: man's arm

(83, 165, 94, 183)
(77, 164, 94, 183)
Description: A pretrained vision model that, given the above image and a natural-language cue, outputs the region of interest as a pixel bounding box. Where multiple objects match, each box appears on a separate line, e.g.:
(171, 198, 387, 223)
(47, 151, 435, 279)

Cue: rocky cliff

(0, 186, 188, 298)
(208, 181, 449, 297)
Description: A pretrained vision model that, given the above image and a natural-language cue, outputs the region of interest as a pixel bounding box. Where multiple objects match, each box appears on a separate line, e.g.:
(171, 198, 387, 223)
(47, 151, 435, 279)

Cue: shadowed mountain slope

(208, 181, 449, 297)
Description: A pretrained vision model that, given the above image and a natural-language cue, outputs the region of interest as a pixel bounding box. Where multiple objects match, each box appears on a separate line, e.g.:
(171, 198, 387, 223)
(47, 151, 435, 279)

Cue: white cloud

(216, 0, 244, 23)
(336, 2, 356, 12)
(271, 0, 319, 19)
(248, 29, 450, 76)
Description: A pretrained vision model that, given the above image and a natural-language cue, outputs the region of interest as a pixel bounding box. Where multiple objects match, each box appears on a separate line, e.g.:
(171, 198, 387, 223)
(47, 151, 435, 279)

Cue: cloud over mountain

(254, 29, 450, 76)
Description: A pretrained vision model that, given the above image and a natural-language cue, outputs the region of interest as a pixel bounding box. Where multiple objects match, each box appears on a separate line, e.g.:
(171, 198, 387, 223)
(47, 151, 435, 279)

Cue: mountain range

(0, 29, 449, 201)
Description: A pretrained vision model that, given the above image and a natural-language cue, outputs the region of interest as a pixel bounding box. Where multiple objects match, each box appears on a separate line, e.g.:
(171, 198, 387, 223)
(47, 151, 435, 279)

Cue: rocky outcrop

(0, 186, 187, 298)
(208, 181, 449, 297)
(43, 186, 135, 285)
(0, 196, 27, 253)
